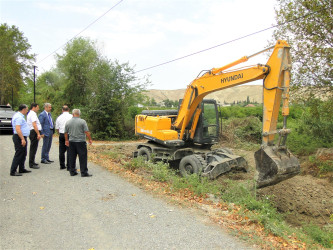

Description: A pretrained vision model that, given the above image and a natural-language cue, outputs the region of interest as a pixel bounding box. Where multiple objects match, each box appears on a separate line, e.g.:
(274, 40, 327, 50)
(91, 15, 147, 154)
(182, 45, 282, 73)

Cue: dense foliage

(220, 102, 333, 154)
(273, 0, 332, 89)
(85, 59, 145, 139)
(0, 23, 35, 105)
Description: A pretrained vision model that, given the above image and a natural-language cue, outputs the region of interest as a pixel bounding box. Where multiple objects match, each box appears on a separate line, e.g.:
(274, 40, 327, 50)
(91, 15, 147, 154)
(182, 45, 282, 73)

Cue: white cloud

(36, 1, 102, 17)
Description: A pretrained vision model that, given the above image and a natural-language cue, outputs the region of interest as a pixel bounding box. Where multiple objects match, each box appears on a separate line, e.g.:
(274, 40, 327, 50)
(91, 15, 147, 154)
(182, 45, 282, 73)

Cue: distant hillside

(142, 85, 331, 106)
(144, 85, 263, 104)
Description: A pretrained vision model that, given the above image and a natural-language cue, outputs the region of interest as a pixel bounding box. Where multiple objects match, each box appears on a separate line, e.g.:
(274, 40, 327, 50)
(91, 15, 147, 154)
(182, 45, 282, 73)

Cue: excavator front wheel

(179, 154, 206, 177)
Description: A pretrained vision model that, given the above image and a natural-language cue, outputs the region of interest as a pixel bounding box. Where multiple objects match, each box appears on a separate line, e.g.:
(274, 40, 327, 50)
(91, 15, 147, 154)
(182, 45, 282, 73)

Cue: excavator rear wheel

(179, 154, 206, 177)
(138, 147, 151, 161)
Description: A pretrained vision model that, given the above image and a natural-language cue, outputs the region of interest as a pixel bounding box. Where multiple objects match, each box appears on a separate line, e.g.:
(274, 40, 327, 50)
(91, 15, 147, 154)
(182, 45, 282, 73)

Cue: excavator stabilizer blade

(254, 146, 300, 188)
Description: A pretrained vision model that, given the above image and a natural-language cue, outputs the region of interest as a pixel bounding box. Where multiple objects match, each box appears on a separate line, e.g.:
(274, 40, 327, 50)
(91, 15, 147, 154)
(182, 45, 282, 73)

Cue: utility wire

(38, 0, 124, 64)
(135, 6, 329, 73)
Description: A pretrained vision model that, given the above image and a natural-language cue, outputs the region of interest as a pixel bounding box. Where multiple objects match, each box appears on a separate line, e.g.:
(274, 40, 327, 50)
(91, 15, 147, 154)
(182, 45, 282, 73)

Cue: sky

(1, 0, 278, 90)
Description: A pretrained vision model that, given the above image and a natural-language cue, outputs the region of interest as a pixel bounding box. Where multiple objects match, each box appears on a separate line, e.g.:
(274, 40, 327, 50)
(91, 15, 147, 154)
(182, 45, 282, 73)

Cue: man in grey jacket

(64, 109, 92, 177)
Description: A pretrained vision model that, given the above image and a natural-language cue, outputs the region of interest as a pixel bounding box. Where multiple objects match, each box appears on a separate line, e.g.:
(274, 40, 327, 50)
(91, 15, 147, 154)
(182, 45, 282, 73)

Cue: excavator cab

(192, 100, 219, 145)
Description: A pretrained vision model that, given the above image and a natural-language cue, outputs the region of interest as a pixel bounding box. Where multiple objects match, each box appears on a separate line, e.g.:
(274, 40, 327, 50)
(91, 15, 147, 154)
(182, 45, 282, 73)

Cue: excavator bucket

(254, 146, 300, 188)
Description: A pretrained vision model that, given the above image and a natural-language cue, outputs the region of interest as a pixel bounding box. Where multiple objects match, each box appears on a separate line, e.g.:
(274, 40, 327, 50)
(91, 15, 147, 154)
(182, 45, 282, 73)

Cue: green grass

(171, 174, 220, 196)
(101, 150, 123, 159)
(309, 155, 333, 174)
(123, 156, 146, 171)
(302, 223, 333, 248)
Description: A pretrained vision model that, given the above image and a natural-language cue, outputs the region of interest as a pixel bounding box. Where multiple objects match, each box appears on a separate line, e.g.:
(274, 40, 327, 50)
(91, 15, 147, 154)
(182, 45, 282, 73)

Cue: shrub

(124, 157, 146, 171)
(220, 105, 263, 120)
(222, 116, 262, 144)
(298, 97, 333, 146)
(309, 155, 333, 174)
(171, 174, 220, 196)
(149, 161, 174, 182)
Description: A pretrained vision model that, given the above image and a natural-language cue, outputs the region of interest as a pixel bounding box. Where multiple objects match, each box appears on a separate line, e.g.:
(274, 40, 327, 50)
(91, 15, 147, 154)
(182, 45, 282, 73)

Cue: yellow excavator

(134, 40, 300, 188)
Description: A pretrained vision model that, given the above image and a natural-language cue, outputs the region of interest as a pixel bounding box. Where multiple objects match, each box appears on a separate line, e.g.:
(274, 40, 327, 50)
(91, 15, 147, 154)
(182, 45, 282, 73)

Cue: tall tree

(56, 37, 99, 106)
(0, 24, 35, 105)
(87, 58, 146, 139)
(273, 0, 332, 89)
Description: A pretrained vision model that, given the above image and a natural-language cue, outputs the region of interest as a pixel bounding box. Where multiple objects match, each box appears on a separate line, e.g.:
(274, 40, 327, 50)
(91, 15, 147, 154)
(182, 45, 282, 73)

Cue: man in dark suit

(38, 103, 54, 164)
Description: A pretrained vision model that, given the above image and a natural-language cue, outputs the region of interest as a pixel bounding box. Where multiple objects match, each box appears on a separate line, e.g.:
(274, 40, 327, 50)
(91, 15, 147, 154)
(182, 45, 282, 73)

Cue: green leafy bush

(298, 97, 333, 146)
(124, 157, 146, 171)
(220, 106, 263, 120)
(171, 174, 220, 196)
(149, 161, 174, 182)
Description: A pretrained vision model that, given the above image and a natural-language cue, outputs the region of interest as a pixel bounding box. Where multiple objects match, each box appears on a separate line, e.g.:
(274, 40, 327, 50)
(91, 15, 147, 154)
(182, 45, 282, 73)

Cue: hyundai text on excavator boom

(133, 40, 300, 188)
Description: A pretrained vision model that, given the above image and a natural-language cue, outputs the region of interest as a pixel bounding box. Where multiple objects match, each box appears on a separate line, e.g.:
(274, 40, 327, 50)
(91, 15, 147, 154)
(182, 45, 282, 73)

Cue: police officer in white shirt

(27, 103, 42, 169)
(55, 105, 73, 170)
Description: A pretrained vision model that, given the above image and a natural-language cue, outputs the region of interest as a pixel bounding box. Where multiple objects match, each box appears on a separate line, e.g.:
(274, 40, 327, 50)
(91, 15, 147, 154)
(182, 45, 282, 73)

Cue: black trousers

(29, 130, 40, 167)
(68, 141, 88, 175)
(59, 133, 69, 168)
(10, 135, 27, 174)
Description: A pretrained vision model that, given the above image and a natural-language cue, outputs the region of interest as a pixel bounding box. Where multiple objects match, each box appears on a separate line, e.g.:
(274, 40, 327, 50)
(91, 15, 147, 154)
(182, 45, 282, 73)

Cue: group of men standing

(10, 103, 93, 177)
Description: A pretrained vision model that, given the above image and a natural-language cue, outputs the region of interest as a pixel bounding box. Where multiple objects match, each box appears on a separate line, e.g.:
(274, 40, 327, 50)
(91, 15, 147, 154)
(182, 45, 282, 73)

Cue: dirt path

(0, 135, 250, 249)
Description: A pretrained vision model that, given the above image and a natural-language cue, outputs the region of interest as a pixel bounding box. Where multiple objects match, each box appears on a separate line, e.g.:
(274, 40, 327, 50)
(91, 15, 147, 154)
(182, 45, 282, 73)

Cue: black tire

(137, 147, 151, 161)
(179, 154, 206, 177)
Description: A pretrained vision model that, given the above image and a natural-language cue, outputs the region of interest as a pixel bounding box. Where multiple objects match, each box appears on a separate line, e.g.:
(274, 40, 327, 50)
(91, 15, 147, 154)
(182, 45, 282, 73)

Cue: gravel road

(0, 134, 251, 249)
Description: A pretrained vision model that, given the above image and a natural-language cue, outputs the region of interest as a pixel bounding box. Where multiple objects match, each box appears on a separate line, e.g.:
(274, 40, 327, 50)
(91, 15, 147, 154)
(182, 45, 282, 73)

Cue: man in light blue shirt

(10, 104, 31, 176)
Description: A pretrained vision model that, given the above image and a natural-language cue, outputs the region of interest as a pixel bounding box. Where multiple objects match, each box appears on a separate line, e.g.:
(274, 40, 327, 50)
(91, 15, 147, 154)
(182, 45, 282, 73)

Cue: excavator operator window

(193, 100, 219, 145)
(202, 102, 218, 137)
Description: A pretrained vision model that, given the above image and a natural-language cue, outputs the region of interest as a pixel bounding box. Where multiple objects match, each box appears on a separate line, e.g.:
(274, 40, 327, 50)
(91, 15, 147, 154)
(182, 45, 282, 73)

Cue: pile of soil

(257, 176, 333, 227)
(232, 148, 333, 227)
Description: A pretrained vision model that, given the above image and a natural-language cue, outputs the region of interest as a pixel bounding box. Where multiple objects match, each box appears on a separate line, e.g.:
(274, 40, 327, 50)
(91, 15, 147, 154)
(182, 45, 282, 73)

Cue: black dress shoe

(70, 172, 78, 176)
(60, 166, 66, 170)
(30, 165, 40, 169)
(33, 163, 39, 166)
(19, 169, 32, 173)
(81, 174, 92, 177)
(10, 172, 22, 176)
(41, 160, 51, 164)
(47, 160, 54, 163)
